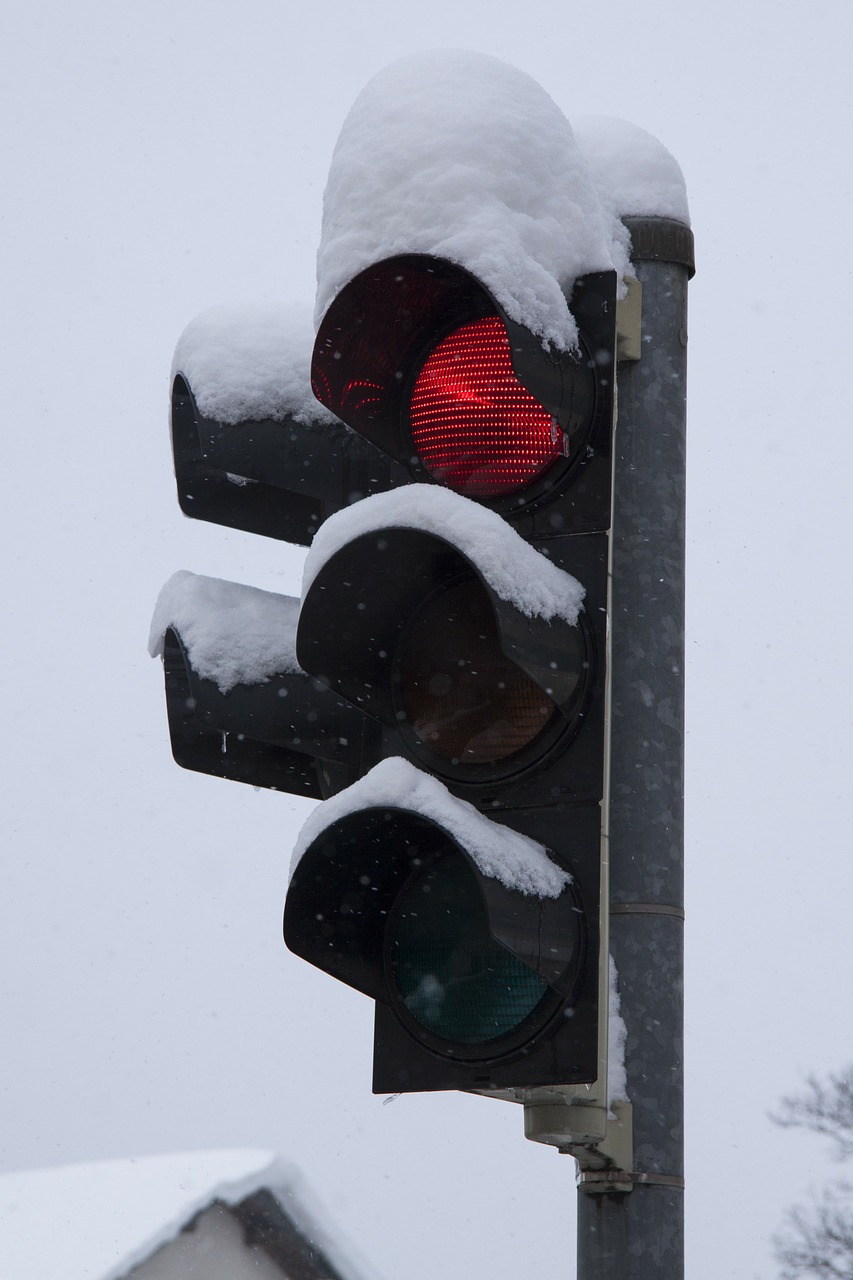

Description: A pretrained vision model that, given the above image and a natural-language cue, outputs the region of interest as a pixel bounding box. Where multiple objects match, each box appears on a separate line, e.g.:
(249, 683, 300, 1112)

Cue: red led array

(409, 317, 563, 498)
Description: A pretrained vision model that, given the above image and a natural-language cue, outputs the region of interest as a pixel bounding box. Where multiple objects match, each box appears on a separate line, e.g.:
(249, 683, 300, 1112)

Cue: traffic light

(282, 252, 617, 1092)
(152, 251, 615, 1093)
(154, 220, 614, 1098)
(309, 254, 612, 535)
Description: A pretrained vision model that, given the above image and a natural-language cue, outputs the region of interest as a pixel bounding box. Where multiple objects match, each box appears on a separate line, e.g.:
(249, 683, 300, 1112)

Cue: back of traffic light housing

(170, 371, 408, 548)
(161, 622, 382, 801)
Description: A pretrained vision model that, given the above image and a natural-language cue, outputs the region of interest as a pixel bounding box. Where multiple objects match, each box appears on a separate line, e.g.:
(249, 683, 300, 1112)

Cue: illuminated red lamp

(409, 317, 564, 498)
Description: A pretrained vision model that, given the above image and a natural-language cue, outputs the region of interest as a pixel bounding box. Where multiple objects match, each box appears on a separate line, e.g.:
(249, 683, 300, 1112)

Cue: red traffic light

(409, 316, 565, 498)
(311, 255, 615, 528)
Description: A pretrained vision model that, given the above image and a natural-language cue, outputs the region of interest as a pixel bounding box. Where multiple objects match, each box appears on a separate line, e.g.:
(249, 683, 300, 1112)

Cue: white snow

(315, 50, 631, 352)
(301, 485, 585, 624)
(148, 571, 300, 693)
(290, 756, 570, 899)
(169, 78, 688, 434)
(573, 115, 690, 226)
(172, 300, 338, 426)
(0, 1148, 375, 1280)
(607, 955, 628, 1106)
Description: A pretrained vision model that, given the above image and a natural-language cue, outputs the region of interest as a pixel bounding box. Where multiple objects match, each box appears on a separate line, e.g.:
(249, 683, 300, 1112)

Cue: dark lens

(397, 578, 559, 765)
(387, 855, 549, 1045)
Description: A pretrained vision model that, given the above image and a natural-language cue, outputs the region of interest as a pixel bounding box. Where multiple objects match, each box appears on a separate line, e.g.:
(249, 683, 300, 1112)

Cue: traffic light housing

(154, 241, 616, 1097)
(294, 486, 607, 811)
(282, 254, 617, 1092)
(286, 757, 602, 1091)
(311, 254, 613, 536)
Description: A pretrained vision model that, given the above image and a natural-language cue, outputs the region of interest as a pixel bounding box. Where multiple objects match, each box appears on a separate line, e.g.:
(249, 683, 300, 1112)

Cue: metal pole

(576, 218, 694, 1279)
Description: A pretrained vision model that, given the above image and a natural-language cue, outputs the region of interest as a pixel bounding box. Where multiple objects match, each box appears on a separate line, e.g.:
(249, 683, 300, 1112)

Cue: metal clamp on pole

(578, 1165, 685, 1196)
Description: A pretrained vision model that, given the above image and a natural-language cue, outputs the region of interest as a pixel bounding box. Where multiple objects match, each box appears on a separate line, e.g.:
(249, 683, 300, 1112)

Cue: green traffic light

(387, 854, 549, 1046)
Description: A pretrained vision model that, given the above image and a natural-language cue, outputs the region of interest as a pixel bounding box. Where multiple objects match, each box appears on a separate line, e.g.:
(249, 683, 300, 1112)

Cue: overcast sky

(2, 2, 852, 1278)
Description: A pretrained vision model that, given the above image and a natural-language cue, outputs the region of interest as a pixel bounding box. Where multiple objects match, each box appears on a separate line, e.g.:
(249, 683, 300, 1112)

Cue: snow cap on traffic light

(315, 50, 630, 352)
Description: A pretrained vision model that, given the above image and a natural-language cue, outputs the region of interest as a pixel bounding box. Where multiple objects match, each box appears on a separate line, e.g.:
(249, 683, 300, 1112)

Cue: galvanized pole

(576, 218, 694, 1279)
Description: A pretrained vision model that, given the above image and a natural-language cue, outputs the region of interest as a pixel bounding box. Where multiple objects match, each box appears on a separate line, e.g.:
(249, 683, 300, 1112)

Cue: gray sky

(2, 2, 852, 1277)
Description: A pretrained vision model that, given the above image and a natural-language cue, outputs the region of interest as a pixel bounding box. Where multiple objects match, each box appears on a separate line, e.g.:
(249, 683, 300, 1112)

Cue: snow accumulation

(0, 1148, 376, 1280)
(172, 300, 337, 426)
(573, 115, 691, 226)
(170, 59, 688, 426)
(291, 757, 571, 900)
(608, 956, 628, 1107)
(149, 571, 300, 692)
(301, 485, 585, 624)
(315, 50, 632, 352)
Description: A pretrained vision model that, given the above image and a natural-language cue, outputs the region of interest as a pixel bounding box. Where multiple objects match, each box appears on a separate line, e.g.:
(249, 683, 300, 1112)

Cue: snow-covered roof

(149, 571, 300, 693)
(0, 1149, 375, 1280)
(291, 757, 571, 899)
(314, 49, 631, 352)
